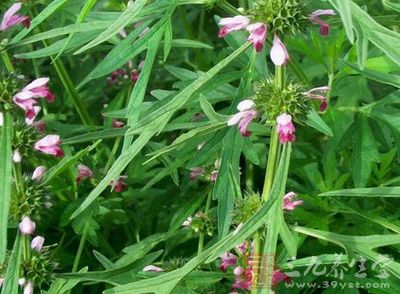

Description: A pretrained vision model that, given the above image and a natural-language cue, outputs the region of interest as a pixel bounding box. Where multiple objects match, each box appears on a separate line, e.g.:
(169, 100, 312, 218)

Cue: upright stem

(252, 66, 285, 293)
(72, 221, 89, 272)
(198, 190, 212, 254)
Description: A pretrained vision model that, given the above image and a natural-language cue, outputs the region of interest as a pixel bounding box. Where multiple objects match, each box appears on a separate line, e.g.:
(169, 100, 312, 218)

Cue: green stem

(252, 66, 286, 293)
(72, 221, 89, 272)
(49, 53, 93, 125)
(1, 50, 15, 72)
(198, 190, 212, 254)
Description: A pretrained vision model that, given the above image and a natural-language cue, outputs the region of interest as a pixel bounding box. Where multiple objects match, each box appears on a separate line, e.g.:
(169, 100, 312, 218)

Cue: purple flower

(32, 166, 46, 181)
(304, 86, 330, 112)
(0, 3, 30, 31)
(34, 135, 64, 157)
(110, 176, 128, 192)
(310, 9, 336, 36)
(276, 113, 296, 144)
(270, 35, 290, 66)
(31, 236, 45, 252)
(246, 23, 267, 52)
(227, 99, 257, 137)
(190, 167, 204, 180)
(272, 270, 290, 285)
(13, 78, 54, 125)
(77, 164, 93, 184)
(19, 216, 36, 235)
(218, 15, 250, 38)
(283, 192, 303, 211)
(219, 252, 237, 271)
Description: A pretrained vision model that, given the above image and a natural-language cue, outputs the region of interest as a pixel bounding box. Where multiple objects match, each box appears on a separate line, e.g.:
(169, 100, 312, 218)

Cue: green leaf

(0, 111, 12, 263)
(10, 0, 69, 44)
(71, 43, 250, 219)
(77, 20, 151, 87)
(163, 18, 173, 61)
(351, 116, 379, 187)
(383, 0, 400, 12)
(213, 128, 243, 239)
(53, 0, 98, 61)
(306, 109, 333, 137)
(199, 94, 228, 122)
(329, 0, 355, 43)
(60, 251, 163, 284)
(1, 235, 22, 294)
(320, 187, 400, 197)
(342, 60, 400, 88)
(43, 140, 101, 185)
(102, 145, 291, 294)
(74, 0, 149, 54)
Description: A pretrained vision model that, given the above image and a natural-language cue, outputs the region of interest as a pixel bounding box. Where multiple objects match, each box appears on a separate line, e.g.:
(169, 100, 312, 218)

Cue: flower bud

(31, 235, 45, 251)
(19, 216, 36, 235)
(32, 166, 46, 181)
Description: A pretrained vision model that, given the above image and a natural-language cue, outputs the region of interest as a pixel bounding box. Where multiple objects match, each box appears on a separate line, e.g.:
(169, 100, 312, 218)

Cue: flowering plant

(1, 0, 400, 293)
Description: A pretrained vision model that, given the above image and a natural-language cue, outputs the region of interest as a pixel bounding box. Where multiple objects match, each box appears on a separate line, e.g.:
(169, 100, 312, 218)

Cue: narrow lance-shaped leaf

(0, 111, 12, 263)
(74, 0, 148, 54)
(71, 44, 250, 219)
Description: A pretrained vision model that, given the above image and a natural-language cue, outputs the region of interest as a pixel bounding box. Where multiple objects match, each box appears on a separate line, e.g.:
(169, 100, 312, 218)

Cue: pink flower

(76, 164, 93, 184)
(13, 149, 22, 163)
(232, 267, 252, 290)
(14, 78, 54, 102)
(227, 99, 257, 137)
(246, 23, 267, 52)
(310, 9, 336, 36)
(19, 216, 36, 235)
(23, 281, 33, 294)
(0, 112, 3, 126)
(143, 265, 164, 272)
(31, 236, 45, 251)
(13, 78, 54, 124)
(112, 120, 125, 128)
(270, 35, 290, 66)
(32, 166, 46, 181)
(34, 135, 64, 157)
(283, 192, 303, 211)
(272, 270, 290, 285)
(218, 15, 250, 38)
(304, 86, 330, 111)
(210, 170, 218, 182)
(219, 252, 237, 271)
(0, 3, 30, 31)
(276, 113, 295, 144)
(110, 176, 127, 192)
(190, 167, 204, 180)
(31, 120, 46, 133)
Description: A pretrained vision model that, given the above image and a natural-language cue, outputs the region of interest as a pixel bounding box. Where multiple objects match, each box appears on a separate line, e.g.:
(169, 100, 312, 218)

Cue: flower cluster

(219, 241, 290, 291)
(182, 211, 215, 236)
(218, 2, 334, 65)
(190, 159, 220, 183)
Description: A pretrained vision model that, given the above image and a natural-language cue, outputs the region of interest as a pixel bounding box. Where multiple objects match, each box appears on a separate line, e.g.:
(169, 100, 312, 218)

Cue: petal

(0, 3, 21, 30)
(276, 113, 292, 125)
(310, 9, 336, 18)
(23, 77, 49, 91)
(219, 15, 250, 26)
(35, 134, 60, 147)
(227, 112, 245, 126)
(270, 35, 289, 66)
(237, 99, 254, 111)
